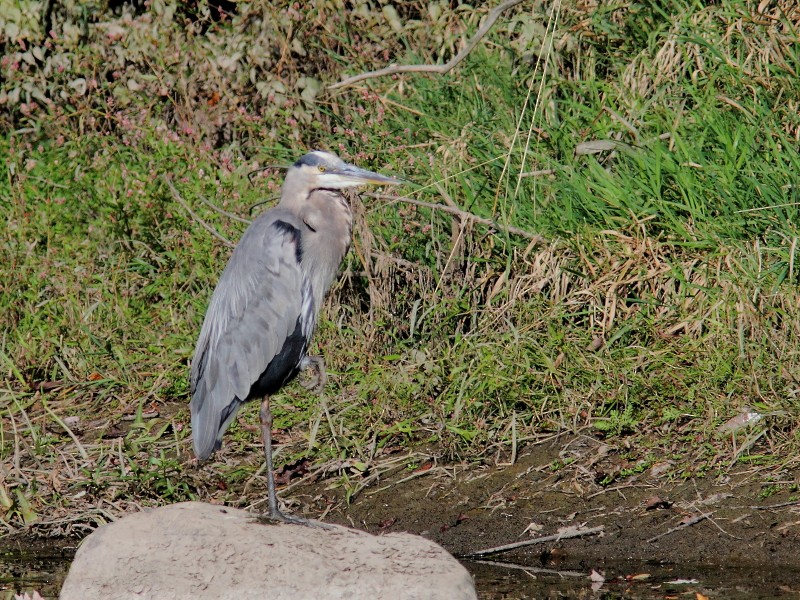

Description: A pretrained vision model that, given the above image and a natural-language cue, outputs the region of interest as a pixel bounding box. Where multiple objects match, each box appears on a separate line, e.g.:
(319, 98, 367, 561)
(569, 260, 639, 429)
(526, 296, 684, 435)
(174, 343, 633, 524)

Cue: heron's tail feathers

(190, 383, 242, 461)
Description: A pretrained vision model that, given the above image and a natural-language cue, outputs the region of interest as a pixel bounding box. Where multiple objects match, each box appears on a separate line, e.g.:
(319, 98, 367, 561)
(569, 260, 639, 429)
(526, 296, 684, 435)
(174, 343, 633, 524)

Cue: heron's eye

(318, 166, 326, 172)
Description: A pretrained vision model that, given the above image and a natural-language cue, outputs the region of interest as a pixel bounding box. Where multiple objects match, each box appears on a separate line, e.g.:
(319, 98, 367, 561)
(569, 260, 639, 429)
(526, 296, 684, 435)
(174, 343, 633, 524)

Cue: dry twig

(164, 175, 234, 248)
(329, 0, 525, 90)
(42, 400, 87, 461)
(647, 512, 711, 543)
(368, 193, 547, 243)
(752, 499, 800, 510)
(467, 558, 586, 578)
(519, 169, 556, 178)
(198, 193, 251, 224)
(463, 525, 604, 558)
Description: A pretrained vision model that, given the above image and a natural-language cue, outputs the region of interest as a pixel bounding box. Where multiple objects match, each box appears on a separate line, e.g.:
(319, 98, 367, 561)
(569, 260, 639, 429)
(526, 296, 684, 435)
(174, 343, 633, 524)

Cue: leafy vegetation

(1, 0, 799, 535)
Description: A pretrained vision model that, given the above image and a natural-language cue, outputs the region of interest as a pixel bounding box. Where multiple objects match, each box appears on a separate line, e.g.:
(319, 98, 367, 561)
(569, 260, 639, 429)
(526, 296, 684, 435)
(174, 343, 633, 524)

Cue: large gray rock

(60, 501, 476, 600)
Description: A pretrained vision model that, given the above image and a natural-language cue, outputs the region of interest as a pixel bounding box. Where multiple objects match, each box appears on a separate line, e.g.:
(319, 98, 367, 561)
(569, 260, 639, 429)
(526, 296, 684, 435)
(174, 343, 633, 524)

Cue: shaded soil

(294, 435, 800, 570)
(5, 434, 800, 599)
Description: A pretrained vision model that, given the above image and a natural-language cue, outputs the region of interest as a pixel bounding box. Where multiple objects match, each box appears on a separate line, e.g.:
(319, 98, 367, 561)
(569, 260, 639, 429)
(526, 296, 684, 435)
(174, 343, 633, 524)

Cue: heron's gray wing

(190, 211, 309, 460)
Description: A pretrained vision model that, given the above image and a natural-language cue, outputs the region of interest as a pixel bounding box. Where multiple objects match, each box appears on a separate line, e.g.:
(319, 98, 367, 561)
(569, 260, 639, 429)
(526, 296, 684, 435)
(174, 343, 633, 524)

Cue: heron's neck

(299, 189, 353, 311)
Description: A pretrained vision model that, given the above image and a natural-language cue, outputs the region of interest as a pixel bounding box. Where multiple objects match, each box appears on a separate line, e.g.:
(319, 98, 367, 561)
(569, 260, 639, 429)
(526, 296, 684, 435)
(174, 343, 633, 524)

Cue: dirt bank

(290, 434, 800, 569)
(5, 433, 800, 599)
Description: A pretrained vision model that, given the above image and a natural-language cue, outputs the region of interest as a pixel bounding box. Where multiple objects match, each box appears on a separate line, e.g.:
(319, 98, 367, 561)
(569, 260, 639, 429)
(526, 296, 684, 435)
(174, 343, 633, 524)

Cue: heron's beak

(333, 164, 404, 187)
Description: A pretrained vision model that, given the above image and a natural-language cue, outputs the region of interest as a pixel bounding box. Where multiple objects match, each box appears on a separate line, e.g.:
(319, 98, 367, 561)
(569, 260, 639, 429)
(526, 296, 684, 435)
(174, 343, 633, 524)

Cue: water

(0, 546, 73, 600)
(2, 545, 799, 598)
(466, 559, 800, 599)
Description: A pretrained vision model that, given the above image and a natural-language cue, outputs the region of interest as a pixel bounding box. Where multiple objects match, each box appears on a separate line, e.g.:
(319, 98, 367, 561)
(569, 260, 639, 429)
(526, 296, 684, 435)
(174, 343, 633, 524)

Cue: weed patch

(1, 0, 799, 535)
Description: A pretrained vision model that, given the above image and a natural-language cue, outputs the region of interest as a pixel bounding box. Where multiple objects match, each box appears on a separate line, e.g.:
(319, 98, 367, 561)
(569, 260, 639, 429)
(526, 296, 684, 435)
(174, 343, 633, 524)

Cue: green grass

(1, 0, 800, 534)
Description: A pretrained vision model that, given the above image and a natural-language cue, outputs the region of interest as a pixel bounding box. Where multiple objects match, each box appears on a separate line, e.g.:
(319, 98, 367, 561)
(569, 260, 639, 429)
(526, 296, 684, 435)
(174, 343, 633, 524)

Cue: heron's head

(285, 151, 401, 191)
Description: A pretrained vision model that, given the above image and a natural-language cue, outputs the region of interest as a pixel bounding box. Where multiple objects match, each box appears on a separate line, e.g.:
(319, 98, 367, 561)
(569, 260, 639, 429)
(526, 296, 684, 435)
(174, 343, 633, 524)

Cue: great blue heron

(190, 150, 401, 522)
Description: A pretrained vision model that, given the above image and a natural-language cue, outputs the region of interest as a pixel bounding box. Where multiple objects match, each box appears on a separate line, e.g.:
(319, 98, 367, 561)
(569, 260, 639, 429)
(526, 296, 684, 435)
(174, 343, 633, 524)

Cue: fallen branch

(647, 512, 711, 543)
(752, 499, 800, 511)
(462, 525, 604, 558)
(42, 400, 88, 461)
(198, 193, 251, 224)
(467, 558, 586, 578)
(164, 175, 235, 248)
(367, 464, 445, 496)
(329, 0, 525, 90)
(368, 193, 547, 243)
(519, 168, 556, 178)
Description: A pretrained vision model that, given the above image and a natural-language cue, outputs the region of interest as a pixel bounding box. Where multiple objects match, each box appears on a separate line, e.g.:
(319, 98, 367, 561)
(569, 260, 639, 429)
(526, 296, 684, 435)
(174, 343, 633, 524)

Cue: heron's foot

(299, 355, 327, 393)
(255, 508, 333, 529)
(255, 508, 309, 526)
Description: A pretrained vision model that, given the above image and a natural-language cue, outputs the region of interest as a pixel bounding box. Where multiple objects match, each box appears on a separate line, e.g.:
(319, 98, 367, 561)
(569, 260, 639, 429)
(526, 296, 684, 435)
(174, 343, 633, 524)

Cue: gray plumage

(190, 151, 400, 519)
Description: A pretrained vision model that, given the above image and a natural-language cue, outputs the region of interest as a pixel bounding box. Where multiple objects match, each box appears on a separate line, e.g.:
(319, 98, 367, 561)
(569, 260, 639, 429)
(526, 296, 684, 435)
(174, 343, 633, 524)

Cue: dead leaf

(586, 336, 604, 352)
(542, 547, 567, 567)
(521, 521, 544, 536)
(716, 407, 762, 434)
(36, 380, 65, 392)
(575, 139, 635, 155)
(697, 492, 732, 506)
(680, 513, 705, 526)
(63, 415, 82, 432)
(645, 496, 672, 511)
(101, 425, 126, 438)
(561, 512, 578, 522)
(649, 461, 674, 477)
(590, 569, 605, 592)
(15, 592, 45, 600)
(275, 457, 310, 484)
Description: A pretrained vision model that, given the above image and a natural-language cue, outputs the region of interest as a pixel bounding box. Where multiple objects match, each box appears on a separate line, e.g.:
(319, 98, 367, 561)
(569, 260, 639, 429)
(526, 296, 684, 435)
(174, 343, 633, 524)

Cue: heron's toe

(299, 355, 327, 393)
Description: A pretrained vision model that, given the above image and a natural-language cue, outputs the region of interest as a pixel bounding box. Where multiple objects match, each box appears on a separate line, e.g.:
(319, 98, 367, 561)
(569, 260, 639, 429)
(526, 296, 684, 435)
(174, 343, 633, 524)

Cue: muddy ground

(5, 433, 800, 598)
(290, 434, 800, 570)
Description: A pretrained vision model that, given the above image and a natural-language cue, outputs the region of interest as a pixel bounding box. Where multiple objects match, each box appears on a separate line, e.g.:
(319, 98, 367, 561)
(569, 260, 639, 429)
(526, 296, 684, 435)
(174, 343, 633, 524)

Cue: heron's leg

(299, 355, 327, 393)
(260, 396, 280, 517)
(259, 396, 309, 525)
